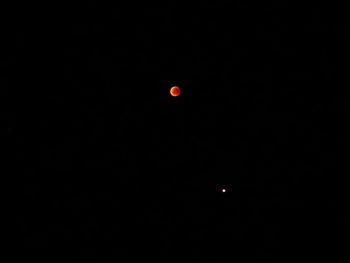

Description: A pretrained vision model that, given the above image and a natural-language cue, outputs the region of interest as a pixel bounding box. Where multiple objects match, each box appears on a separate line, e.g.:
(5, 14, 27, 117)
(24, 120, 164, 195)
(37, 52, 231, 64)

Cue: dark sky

(9, 2, 348, 261)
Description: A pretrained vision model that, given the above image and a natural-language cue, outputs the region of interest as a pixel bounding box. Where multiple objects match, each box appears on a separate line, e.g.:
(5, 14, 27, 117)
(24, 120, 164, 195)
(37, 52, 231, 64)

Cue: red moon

(170, 86, 181, 97)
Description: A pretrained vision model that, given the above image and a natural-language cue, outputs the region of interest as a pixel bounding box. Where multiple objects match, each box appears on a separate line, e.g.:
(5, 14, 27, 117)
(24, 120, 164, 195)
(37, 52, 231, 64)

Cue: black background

(7, 2, 348, 261)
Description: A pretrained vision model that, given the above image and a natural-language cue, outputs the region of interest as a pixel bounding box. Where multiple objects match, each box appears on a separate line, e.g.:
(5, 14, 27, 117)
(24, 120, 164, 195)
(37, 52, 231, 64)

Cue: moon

(170, 86, 181, 97)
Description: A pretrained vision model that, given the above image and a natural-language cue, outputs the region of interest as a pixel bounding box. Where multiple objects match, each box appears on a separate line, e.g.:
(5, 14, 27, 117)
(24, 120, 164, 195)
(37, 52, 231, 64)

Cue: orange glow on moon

(170, 86, 181, 97)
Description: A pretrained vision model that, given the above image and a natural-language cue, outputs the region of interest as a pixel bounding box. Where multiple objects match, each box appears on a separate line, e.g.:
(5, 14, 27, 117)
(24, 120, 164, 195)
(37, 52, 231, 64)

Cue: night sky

(9, 2, 348, 261)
